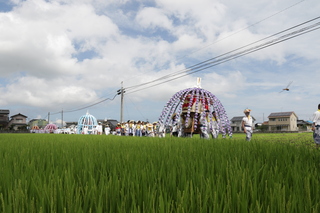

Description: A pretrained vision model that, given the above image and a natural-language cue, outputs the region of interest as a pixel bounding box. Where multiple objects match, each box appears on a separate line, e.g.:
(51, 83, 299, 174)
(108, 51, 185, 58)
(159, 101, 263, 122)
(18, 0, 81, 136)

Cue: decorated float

(77, 112, 98, 134)
(44, 123, 58, 133)
(158, 78, 232, 137)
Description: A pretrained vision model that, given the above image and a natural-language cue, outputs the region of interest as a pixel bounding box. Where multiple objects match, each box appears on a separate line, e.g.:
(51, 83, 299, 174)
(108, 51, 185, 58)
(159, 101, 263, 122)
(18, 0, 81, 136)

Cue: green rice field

(0, 132, 319, 212)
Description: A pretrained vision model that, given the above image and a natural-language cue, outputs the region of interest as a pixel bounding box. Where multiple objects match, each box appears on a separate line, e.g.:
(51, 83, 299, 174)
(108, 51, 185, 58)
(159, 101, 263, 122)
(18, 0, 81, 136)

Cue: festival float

(77, 112, 98, 134)
(30, 125, 40, 133)
(44, 123, 58, 133)
(158, 78, 232, 137)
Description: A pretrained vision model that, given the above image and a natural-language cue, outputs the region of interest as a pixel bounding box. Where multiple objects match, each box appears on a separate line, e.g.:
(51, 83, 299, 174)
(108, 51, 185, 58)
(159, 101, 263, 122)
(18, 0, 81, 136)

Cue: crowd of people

(80, 103, 320, 147)
(107, 112, 232, 139)
(107, 120, 166, 137)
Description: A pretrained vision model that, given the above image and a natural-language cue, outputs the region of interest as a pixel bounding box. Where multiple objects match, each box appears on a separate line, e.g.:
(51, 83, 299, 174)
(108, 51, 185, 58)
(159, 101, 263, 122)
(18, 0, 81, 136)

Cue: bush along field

(0, 133, 319, 212)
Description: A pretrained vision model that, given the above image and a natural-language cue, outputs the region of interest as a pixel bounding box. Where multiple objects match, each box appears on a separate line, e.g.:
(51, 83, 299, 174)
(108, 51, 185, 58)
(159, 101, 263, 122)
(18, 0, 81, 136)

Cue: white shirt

(312, 110, 320, 126)
(105, 127, 111, 135)
(242, 116, 253, 127)
(96, 124, 103, 132)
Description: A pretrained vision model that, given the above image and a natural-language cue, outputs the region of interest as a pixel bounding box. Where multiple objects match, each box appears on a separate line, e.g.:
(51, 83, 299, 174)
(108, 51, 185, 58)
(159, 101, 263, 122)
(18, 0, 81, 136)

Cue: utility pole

(61, 109, 63, 128)
(48, 112, 50, 124)
(117, 82, 125, 123)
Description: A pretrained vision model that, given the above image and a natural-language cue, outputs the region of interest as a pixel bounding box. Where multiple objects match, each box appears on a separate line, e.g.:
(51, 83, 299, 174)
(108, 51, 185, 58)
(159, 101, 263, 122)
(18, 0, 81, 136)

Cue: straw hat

(243, 109, 251, 113)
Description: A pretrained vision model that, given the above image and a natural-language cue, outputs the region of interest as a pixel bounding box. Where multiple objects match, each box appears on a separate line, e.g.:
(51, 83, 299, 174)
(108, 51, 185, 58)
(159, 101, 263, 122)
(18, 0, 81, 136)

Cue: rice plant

(0, 133, 319, 212)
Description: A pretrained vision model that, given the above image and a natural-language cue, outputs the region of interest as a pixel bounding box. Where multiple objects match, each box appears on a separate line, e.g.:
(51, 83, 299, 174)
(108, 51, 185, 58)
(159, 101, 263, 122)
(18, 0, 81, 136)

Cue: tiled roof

(0, 110, 10, 114)
(231, 116, 256, 121)
(10, 113, 28, 118)
(268, 112, 295, 118)
(230, 116, 244, 121)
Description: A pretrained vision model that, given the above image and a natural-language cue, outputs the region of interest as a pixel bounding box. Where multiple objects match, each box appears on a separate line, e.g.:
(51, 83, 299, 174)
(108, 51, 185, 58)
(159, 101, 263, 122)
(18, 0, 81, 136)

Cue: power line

(63, 94, 118, 113)
(47, 16, 320, 115)
(125, 16, 320, 92)
(124, 16, 320, 94)
(118, 0, 305, 88)
(175, 0, 306, 60)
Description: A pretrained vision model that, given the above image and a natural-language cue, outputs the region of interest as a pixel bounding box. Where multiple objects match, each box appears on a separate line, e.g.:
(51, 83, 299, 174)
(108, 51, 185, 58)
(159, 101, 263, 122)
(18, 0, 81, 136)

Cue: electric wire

(176, 0, 306, 60)
(125, 16, 320, 92)
(63, 94, 118, 113)
(48, 16, 320, 115)
(125, 18, 320, 94)
(119, 0, 305, 86)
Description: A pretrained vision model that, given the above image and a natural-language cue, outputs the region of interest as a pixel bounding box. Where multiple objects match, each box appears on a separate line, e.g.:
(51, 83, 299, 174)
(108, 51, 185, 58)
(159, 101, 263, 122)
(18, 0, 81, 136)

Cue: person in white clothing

(157, 122, 166, 138)
(146, 122, 154, 137)
(83, 126, 88, 135)
(241, 109, 254, 141)
(210, 111, 219, 139)
(199, 110, 210, 139)
(312, 104, 320, 148)
(96, 122, 103, 135)
(105, 125, 111, 135)
(170, 113, 180, 137)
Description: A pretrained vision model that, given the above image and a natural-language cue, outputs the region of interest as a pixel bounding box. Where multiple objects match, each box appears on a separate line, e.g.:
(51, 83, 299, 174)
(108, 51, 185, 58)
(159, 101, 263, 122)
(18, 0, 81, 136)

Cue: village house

(267, 111, 298, 132)
(29, 119, 48, 129)
(7, 113, 28, 130)
(0, 110, 10, 129)
(297, 119, 313, 132)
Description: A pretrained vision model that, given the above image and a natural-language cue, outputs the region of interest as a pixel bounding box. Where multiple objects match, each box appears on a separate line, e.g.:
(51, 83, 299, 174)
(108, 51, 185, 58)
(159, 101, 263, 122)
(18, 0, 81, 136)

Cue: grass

(0, 133, 319, 212)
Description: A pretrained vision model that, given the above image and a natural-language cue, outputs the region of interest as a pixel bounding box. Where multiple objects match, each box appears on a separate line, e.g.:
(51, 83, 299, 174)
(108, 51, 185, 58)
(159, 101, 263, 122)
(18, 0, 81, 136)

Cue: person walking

(170, 113, 180, 137)
(241, 109, 253, 141)
(312, 104, 320, 148)
(199, 110, 210, 139)
(210, 111, 219, 139)
(135, 120, 142, 137)
(105, 125, 111, 135)
(96, 122, 103, 135)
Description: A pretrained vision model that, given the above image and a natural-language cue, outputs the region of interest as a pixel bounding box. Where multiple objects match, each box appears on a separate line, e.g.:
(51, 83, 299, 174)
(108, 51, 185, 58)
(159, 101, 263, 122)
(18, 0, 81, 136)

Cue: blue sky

(0, 0, 319, 126)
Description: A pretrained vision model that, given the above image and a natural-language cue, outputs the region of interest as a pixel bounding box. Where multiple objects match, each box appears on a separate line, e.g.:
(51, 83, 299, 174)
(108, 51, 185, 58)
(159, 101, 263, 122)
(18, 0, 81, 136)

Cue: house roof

(268, 111, 297, 118)
(0, 110, 10, 114)
(231, 116, 256, 122)
(106, 119, 119, 127)
(297, 120, 312, 125)
(10, 113, 28, 118)
(230, 116, 244, 121)
(29, 119, 47, 122)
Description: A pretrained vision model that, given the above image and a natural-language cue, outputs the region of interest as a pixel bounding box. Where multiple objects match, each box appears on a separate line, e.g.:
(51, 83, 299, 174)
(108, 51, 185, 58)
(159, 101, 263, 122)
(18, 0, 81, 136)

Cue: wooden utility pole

(120, 81, 124, 123)
(61, 109, 63, 128)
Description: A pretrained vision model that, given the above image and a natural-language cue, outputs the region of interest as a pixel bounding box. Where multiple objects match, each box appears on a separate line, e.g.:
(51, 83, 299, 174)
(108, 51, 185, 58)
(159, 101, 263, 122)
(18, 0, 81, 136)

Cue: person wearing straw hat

(105, 124, 111, 135)
(210, 110, 219, 139)
(170, 113, 180, 137)
(241, 109, 253, 141)
(96, 122, 103, 135)
(146, 122, 154, 137)
(312, 104, 320, 148)
(128, 120, 135, 136)
(135, 120, 142, 137)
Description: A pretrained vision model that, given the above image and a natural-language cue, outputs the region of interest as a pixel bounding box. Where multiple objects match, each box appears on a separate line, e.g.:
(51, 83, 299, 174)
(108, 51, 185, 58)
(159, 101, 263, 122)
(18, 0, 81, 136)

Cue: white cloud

(0, 0, 319, 123)
(136, 7, 173, 30)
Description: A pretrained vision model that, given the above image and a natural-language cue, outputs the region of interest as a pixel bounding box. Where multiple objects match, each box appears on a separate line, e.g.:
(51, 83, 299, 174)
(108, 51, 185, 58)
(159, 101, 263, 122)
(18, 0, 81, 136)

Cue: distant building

(29, 119, 48, 129)
(268, 112, 298, 131)
(65, 121, 78, 127)
(297, 119, 313, 132)
(0, 109, 10, 129)
(7, 113, 28, 130)
(98, 119, 119, 131)
(230, 116, 256, 132)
